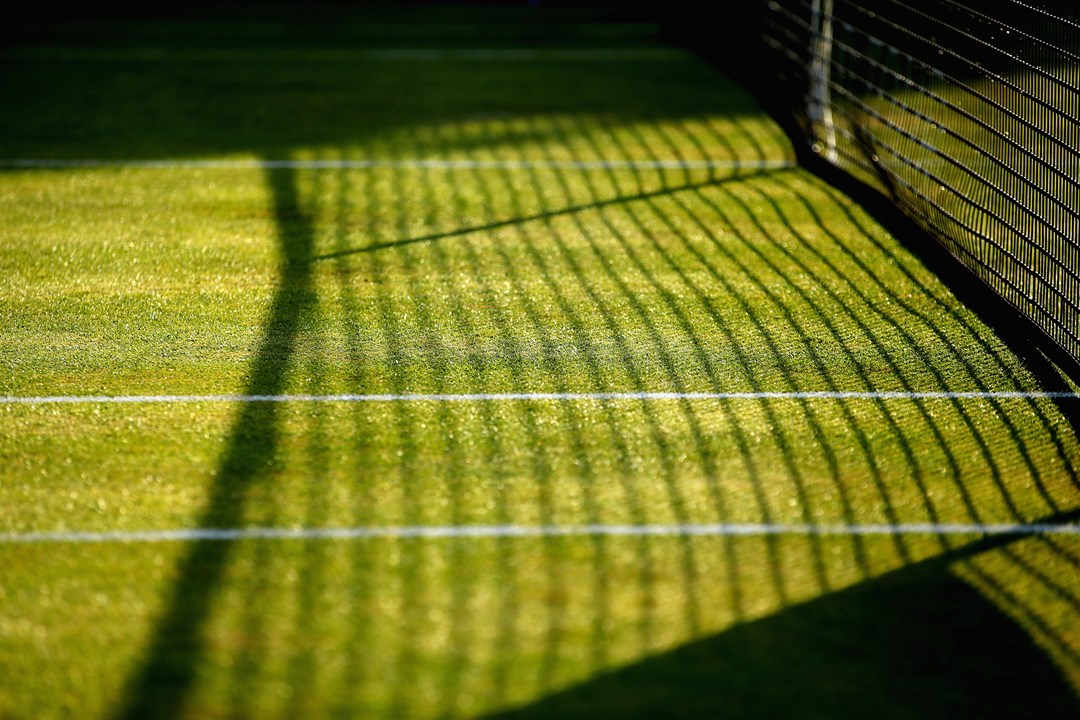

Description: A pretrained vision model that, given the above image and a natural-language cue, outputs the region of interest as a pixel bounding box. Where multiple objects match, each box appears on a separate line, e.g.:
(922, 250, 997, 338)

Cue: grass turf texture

(2, 4, 1079, 718)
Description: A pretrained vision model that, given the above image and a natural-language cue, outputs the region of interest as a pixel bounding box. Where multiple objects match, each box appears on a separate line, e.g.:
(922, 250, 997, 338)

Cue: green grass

(1, 4, 1079, 719)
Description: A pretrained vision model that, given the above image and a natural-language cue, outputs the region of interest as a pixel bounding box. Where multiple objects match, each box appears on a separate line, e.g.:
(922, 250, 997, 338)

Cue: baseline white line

(2, 390, 1078, 405)
(0, 158, 795, 171)
(3, 523, 1077, 544)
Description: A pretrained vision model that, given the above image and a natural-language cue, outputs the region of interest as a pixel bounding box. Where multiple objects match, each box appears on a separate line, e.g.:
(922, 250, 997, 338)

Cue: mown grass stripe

(3, 391, 1079, 405)
(4, 523, 1078, 544)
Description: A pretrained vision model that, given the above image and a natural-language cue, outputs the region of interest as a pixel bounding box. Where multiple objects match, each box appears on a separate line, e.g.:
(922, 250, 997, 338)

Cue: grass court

(1, 4, 1079, 718)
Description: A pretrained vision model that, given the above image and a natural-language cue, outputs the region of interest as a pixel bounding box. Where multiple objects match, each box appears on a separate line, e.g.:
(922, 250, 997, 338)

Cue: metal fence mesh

(759, 0, 1080, 362)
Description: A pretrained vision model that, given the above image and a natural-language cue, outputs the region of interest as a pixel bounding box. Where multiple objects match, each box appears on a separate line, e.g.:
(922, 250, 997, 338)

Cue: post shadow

(113, 162, 316, 720)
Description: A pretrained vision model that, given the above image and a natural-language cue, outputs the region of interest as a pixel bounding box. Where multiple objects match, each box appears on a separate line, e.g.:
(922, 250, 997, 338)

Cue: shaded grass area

(1, 4, 1079, 719)
(490, 530, 1080, 720)
(0, 12, 771, 162)
(2, 532, 1078, 718)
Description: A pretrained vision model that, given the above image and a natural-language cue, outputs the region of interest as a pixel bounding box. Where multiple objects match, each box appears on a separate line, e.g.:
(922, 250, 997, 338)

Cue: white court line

(2, 390, 1078, 405)
(0, 158, 795, 171)
(3, 523, 1077, 544)
(0, 47, 691, 62)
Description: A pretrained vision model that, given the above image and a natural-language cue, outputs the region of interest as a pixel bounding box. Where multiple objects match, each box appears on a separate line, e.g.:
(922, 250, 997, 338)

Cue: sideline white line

(0, 158, 795, 171)
(3, 523, 1077, 544)
(2, 390, 1078, 405)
